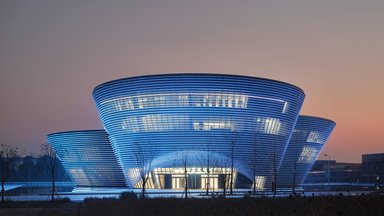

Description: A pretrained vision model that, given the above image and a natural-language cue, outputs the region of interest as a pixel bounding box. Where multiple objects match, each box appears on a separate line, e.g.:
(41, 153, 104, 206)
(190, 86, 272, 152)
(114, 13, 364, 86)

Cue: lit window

(254, 176, 266, 190)
(122, 114, 190, 132)
(194, 119, 236, 131)
(307, 131, 324, 144)
(297, 146, 319, 163)
(282, 102, 288, 113)
(104, 92, 257, 110)
(228, 96, 233, 108)
(255, 117, 281, 135)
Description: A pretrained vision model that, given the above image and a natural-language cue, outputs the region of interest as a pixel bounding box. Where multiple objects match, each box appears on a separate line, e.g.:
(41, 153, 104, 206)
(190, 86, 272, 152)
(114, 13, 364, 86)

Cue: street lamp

(324, 154, 331, 193)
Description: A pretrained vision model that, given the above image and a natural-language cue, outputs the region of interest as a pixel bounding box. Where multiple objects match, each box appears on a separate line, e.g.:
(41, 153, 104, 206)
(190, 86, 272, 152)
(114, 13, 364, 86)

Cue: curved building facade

(93, 74, 305, 189)
(277, 116, 336, 189)
(47, 130, 127, 188)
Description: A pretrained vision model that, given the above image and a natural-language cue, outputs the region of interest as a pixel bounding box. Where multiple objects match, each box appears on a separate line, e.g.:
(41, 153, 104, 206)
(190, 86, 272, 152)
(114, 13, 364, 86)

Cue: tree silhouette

(0, 143, 18, 202)
(198, 144, 217, 196)
(40, 143, 58, 201)
(175, 151, 190, 199)
(272, 140, 278, 198)
(133, 142, 155, 198)
(218, 157, 230, 198)
(227, 131, 238, 195)
(248, 135, 258, 197)
(292, 149, 299, 195)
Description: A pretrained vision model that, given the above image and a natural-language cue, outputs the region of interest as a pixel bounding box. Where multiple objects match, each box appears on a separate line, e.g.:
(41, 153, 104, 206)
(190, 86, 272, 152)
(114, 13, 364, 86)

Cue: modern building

(48, 74, 335, 192)
(362, 153, 384, 189)
(277, 116, 336, 190)
(303, 160, 371, 191)
(303, 154, 384, 191)
(47, 130, 126, 188)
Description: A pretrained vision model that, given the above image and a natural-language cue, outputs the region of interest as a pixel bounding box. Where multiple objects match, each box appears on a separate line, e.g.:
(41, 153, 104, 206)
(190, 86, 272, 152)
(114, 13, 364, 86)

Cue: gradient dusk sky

(1, 1, 383, 162)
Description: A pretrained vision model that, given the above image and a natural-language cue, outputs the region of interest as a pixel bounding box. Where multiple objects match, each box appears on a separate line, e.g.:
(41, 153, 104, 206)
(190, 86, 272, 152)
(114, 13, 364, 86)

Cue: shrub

(55, 197, 71, 202)
(119, 191, 138, 201)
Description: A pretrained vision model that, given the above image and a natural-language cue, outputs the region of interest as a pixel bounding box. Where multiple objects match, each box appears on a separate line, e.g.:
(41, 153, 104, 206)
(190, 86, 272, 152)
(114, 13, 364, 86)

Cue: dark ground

(1, 195, 383, 216)
(0, 200, 80, 216)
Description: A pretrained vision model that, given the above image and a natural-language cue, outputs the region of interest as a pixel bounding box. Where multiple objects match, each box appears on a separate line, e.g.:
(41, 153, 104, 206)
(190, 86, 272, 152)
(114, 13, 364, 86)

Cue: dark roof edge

(299, 115, 336, 125)
(47, 129, 106, 137)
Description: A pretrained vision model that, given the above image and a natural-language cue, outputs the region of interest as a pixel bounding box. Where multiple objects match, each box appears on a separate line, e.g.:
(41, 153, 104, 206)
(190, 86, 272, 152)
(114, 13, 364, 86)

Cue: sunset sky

(1, 0, 383, 162)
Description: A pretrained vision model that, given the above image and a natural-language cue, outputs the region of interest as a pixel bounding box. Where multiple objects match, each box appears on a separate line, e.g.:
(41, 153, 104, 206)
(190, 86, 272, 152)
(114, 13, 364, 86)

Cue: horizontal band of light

(100, 92, 285, 105)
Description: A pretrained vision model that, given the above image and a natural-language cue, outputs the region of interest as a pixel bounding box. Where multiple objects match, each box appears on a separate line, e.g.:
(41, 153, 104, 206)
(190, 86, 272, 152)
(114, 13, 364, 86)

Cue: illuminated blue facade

(277, 116, 336, 189)
(93, 74, 305, 189)
(47, 130, 126, 188)
(47, 74, 336, 191)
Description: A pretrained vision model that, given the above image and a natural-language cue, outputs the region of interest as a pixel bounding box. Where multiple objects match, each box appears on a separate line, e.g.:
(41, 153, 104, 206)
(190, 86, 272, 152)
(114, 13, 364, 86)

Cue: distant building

(304, 156, 384, 191)
(362, 153, 384, 189)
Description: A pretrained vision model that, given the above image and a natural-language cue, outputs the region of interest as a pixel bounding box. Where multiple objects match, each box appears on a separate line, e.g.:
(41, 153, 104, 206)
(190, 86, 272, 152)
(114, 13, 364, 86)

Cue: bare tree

(134, 143, 155, 198)
(198, 144, 217, 196)
(228, 131, 237, 195)
(218, 157, 230, 198)
(271, 140, 278, 198)
(248, 137, 258, 197)
(41, 143, 58, 201)
(176, 151, 190, 199)
(291, 134, 301, 195)
(292, 149, 299, 195)
(0, 143, 18, 202)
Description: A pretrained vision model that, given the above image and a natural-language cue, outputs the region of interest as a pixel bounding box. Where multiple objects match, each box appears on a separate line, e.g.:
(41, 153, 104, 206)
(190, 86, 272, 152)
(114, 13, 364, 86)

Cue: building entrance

(135, 167, 237, 190)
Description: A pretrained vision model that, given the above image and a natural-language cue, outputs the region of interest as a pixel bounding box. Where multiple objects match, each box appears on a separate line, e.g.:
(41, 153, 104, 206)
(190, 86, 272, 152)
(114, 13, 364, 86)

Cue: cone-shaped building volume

(47, 130, 127, 188)
(277, 116, 336, 190)
(93, 74, 305, 189)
